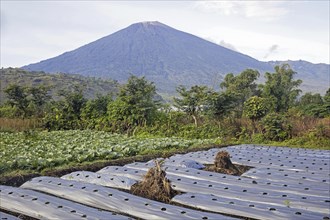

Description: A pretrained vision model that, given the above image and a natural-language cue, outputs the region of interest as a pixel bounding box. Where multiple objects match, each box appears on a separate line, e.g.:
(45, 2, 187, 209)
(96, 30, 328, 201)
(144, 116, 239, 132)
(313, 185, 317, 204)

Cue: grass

(0, 118, 42, 132)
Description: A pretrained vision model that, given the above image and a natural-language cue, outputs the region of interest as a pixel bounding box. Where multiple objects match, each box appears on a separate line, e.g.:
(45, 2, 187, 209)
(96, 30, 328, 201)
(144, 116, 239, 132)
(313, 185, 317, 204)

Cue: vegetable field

(1, 145, 329, 220)
(0, 130, 218, 174)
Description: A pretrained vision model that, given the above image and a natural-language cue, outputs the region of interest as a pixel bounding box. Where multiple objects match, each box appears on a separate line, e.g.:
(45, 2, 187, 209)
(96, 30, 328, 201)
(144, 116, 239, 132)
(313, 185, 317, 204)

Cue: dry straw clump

(205, 150, 247, 175)
(130, 160, 177, 203)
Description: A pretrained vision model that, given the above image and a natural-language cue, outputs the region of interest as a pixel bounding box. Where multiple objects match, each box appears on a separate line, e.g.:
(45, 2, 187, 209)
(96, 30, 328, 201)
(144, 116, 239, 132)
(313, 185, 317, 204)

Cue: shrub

(261, 113, 292, 141)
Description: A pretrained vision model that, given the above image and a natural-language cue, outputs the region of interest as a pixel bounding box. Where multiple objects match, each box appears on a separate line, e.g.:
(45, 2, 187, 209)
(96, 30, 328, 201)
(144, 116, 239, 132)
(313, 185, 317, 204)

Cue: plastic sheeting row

(0, 185, 131, 219)
(121, 163, 329, 195)
(64, 169, 329, 220)
(175, 146, 330, 172)
(0, 212, 19, 220)
(97, 165, 329, 215)
(62, 171, 137, 190)
(21, 176, 236, 220)
(173, 192, 329, 220)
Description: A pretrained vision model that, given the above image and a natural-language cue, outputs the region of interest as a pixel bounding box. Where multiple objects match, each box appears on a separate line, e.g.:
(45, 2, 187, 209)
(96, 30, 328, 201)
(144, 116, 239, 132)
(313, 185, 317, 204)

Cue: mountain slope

(23, 21, 329, 94)
(0, 68, 119, 104)
(22, 21, 269, 93)
(268, 60, 329, 93)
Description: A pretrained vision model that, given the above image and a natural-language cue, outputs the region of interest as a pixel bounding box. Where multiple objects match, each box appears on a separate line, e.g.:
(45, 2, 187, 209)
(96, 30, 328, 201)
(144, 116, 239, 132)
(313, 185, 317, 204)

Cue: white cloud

(219, 40, 238, 52)
(194, 1, 289, 21)
(198, 27, 329, 64)
(202, 37, 238, 51)
(263, 44, 279, 59)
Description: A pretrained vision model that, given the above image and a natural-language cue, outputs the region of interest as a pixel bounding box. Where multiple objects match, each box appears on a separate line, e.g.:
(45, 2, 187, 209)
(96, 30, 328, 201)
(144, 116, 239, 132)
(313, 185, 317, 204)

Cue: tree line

(1, 64, 329, 143)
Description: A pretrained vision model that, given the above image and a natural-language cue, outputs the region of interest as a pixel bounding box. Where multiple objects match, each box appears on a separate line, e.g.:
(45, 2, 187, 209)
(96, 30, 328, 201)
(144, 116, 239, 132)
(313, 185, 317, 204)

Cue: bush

(0, 105, 18, 118)
(261, 113, 292, 141)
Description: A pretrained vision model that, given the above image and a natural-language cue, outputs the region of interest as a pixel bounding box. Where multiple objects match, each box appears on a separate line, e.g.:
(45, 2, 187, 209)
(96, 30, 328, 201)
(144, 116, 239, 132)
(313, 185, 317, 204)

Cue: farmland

(0, 130, 219, 174)
(1, 144, 329, 219)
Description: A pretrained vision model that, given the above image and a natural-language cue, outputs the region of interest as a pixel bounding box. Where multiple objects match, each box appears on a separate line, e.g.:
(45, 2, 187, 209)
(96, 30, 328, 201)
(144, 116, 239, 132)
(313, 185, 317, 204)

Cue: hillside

(268, 60, 329, 93)
(0, 68, 119, 104)
(23, 21, 329, 95)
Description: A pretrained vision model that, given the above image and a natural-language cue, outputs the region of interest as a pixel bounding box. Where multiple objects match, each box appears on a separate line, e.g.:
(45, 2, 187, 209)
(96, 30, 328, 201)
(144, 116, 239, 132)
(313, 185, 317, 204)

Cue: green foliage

(262, 64, 302, 112)
(243, 96, 268, 121)
(207, 92, 235, 120)
(43, 88, 87, 130)
(220, 69, 260, 116)
(28, 85, 51, 117)
(4, 84, 29, 117)
(297, 92, 324, 117)
(261, 113, 292, 141)
(299, 92, 323, 106)
(108, 76, 159, 131)
(0, 130, 218, 174)
(0, 68, 119, 104)
(174, 85, 211, 126)
(3, 84, 51, 118)
(322, 88, 330, 116)
(2, 67, 329, 151)
(81, 94, 112, 129)
(0, 105, 18, 118)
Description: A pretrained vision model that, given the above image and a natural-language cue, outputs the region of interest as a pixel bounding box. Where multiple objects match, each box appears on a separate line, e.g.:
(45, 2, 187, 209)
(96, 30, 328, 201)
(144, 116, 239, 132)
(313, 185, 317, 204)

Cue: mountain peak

(130, 21, 168, 29)
(22, 22, 329, 95)
(140, 21, 162, 25)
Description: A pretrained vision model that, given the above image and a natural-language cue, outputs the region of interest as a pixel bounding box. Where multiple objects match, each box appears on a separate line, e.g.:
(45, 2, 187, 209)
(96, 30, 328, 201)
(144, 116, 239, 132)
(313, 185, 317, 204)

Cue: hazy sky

(1, 1, 329, 68)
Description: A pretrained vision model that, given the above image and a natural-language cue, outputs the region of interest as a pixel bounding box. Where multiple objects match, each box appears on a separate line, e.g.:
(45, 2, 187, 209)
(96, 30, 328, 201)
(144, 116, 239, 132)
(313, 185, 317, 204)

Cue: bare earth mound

(130, 160, 178, 203)
(204, 151, 251, 175)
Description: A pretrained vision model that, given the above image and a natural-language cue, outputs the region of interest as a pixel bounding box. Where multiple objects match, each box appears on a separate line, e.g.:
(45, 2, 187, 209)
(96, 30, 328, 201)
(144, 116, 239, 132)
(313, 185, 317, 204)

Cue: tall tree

(321, 88, 330, 117)
(243, 96, 269, 133)
(28, 85, 51, 117)
(207, 92, 235, 120)
(81, 94, 113, 129)
(174, 85, 211, 126)
(108, 76, 159, 129)
(220, 69, 260, 117)
(262, 64, 302, 112)
(44, 87, 86, 130)
(4, 84, 29, 117)
(299, 92, 323, 106)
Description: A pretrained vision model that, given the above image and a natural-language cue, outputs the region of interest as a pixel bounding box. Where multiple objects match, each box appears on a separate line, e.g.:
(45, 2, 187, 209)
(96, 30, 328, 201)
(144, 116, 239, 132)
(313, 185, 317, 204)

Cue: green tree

(262, 64, 302, 112)
(297, 92, 325, 117)
(107, 76, 159, 131)
(220, 69, 260, 117)
(207, 92, 235, 120)
(81, 94, 113, 129)
(43, 88, 86, 130)
(4, 84, 29, 117)
(261, 112, 292, 141)
(174, 85, 211, 126)
(299, 92, 323, 106)
(28, 85, 51, 117)
(243, 96, 268, 121)
(59, 88, 86, 119)
(321, 88, 330, 117)
(244, 96, 269, 134)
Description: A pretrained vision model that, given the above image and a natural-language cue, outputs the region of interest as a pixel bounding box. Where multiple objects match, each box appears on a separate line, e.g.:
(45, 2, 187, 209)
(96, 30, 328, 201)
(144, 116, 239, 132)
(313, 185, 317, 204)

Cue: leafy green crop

(0, 130, 217, 174)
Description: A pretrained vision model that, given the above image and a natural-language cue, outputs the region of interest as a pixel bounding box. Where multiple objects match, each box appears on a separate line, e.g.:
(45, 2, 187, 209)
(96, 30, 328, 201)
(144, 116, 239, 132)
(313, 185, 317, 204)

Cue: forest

(1, 64, 329, 150)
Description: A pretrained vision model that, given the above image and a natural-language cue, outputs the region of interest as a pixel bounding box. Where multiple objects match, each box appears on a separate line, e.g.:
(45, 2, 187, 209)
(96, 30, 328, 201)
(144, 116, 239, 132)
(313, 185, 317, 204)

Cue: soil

(204, 151, 252, 175)
(130, 160, 178, 203)
(0, 173, 40, 188)
(0, 209, 38, 220)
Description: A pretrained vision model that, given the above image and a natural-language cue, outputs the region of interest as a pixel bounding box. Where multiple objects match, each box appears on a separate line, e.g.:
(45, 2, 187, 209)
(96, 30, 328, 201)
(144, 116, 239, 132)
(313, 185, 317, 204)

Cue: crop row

(0, 130, 217, 173)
